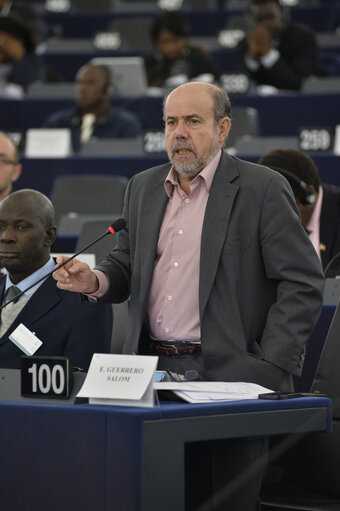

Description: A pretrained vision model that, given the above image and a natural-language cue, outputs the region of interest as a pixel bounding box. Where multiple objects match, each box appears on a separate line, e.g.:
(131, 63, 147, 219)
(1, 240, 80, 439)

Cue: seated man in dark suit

(0, 188, 113, 369)
(237, 0, 318, 90)
(259, 148, 340, 275)
(43, 62, 143, 152)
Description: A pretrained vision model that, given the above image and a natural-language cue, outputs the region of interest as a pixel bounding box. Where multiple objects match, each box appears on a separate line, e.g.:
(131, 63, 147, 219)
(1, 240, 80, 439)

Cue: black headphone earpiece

(269, 166, 316, 206)
(103, 80, 114, 96)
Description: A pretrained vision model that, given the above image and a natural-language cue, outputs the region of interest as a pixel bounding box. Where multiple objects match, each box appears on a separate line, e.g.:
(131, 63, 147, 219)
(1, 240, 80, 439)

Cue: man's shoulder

(104, 106, 142, 135)
(43, 108, 77, 127)
(106, 106, 140, 125)
(281, 21, 317, 43)
(131, 161, 171, 183)
(225, 153, 277, 181)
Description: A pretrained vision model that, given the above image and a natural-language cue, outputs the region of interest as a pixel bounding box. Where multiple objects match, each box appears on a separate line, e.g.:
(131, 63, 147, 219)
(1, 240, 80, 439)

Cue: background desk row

(42, 5, 340, 39)
(2, 92, 340, 136)
(42, 46, 340, 82)
(16, 153, 340, 199)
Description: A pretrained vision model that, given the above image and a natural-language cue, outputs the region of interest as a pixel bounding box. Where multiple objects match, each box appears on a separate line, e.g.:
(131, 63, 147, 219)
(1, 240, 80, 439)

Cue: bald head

(0, 189, 57, 283)
(164, 82, 231, 124)
(1, 189, 55, 226)
(76, 63, 111, 113)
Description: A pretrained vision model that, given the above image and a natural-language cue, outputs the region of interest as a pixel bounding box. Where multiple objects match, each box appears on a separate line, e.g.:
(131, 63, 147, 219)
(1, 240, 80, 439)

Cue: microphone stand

(0, 224, 120, 311)
(324, 252, 340, 279)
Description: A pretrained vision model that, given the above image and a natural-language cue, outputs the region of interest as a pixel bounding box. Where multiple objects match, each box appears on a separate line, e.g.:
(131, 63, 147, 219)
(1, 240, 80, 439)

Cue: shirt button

(174, 262, 179, 267)
(178, 229, 183, 235)
(184, 198, 190, 203)
(168, 295, 173, 301)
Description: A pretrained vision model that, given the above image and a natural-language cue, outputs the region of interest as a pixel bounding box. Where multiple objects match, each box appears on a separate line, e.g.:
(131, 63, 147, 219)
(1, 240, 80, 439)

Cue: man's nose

(0, 226, 16, 242)
(175, 120, 188, 138)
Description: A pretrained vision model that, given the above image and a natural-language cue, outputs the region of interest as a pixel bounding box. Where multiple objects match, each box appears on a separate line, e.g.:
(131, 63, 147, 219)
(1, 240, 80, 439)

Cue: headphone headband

(268, 166, 315, 205)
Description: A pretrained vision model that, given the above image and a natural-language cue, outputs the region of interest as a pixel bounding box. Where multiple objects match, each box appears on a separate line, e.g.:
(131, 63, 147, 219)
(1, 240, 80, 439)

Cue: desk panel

(2, 92, 340, 137)
(15, 153, 340, 201)
(0, 397, 331, 511)
(16, 155, 168, 197)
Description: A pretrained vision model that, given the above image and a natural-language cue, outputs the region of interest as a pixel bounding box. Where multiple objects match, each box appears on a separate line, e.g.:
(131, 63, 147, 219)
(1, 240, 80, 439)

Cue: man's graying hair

(163, 84, 231, 125)
(213, 85, 231, 123)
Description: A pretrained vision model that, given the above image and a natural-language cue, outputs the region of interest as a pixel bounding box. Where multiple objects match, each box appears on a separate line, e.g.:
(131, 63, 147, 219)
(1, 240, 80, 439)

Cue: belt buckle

(162, 343, 180, 357)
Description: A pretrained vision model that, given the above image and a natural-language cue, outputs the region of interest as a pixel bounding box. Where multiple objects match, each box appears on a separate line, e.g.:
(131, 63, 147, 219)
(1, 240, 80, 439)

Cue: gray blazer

(97, 151, 324, 390)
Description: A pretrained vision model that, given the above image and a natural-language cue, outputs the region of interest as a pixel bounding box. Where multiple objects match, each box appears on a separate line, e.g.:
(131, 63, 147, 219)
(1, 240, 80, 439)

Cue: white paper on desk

(77, 353, 158, 407)
(154, 381, 274, 403)
(25, 128, 72, 157)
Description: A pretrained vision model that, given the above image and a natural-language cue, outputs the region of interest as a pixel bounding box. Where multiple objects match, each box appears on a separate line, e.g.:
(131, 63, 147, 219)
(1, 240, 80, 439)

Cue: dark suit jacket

(0, 275, 113, 370)
(96, 151, 324, 390)
(238, 22, 319, 90)
(320, 183, 340, 274)
(43, 106, 143, 152)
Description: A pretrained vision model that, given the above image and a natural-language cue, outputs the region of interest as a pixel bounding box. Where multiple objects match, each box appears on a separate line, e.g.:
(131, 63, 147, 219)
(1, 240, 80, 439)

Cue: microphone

(324, 252, 340, 278)
(0, 217, 127, 311)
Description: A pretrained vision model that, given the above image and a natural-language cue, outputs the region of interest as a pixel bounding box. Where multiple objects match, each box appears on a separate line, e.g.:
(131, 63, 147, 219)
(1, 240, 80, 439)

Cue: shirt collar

(5, 257, 55, 297)
(164, 149, 222, 198)
(306, 185, 323, 235)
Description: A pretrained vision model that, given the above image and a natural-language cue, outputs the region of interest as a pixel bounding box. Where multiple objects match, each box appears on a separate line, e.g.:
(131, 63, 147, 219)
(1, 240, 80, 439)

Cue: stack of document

(154, 381, 274, 403)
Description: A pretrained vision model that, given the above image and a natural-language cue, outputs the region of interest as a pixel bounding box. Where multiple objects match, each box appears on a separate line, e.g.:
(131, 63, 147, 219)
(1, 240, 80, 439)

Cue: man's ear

(219, 116, 231, 145)
(44, 225, 57, 247)
(12, 163, 22, 182)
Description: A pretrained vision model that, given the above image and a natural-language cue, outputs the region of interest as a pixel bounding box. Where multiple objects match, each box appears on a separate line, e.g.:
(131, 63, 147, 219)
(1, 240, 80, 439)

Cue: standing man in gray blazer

(54, 82, 324, 511)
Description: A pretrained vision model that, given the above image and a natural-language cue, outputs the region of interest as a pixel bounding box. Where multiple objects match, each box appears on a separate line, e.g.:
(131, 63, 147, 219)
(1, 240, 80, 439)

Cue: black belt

(150, 340, 201, 357)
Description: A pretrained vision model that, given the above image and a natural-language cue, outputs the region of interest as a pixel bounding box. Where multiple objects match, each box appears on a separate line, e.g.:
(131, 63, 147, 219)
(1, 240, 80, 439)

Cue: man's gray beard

(174, 161, 202, 178)
(173, 145, 220, 178)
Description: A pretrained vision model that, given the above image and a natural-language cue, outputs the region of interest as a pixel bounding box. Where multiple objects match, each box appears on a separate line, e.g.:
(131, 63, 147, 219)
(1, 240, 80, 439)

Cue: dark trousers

(144, 346, 268, 511)
(185, 437, 267, 511)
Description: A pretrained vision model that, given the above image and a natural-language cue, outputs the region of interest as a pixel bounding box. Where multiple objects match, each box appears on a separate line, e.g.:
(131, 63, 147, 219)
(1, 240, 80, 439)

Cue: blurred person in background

(237, 0, 318, 90)
(0, 131, 21, 203)
(0, 15, 48, 95)
(145, 10, 220, 88)
(0, 0, 50, 43)
(259, 148, 340, 275)
(43, 62, 143, 152)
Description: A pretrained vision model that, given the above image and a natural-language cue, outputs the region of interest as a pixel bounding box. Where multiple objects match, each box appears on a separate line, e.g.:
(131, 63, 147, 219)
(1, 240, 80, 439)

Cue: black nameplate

(21, 356, 73, 399)
(299, 127, 333, 152)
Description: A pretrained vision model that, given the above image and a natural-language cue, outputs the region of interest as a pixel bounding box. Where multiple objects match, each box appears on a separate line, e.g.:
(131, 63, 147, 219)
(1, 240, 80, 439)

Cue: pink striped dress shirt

(90, 150, 222, 342)
(306, 185, 323, 260)
(147, 151, 221, 341)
